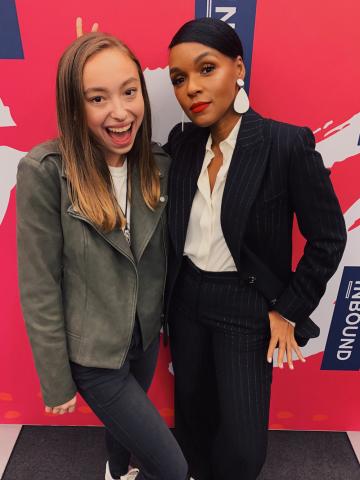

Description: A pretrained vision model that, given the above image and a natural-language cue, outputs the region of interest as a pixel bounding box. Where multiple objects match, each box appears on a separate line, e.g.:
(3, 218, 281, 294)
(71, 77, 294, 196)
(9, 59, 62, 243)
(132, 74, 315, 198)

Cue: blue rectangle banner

(195, 0, 258, 92)
(0, 0, 24, 59)
(321, 267, 360, 371)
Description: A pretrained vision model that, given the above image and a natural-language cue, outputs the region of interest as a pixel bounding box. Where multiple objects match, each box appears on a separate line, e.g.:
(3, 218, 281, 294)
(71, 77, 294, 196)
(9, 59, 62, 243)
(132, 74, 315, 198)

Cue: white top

(108, 159, 131, 228)
(184, 119, 241, 272)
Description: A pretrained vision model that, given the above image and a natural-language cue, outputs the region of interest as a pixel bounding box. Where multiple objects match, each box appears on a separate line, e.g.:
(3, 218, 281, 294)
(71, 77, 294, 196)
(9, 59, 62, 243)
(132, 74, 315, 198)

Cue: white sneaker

(105, 461, 139, 480)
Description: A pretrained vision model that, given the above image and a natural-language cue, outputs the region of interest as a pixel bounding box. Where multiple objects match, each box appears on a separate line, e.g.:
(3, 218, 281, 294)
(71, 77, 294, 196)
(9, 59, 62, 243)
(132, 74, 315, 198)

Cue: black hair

(169, 17, 244, 60)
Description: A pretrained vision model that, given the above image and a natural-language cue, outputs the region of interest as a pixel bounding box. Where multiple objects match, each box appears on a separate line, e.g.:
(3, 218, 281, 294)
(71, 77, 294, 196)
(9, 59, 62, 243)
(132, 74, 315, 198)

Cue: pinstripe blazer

(164, 108, 347, 327)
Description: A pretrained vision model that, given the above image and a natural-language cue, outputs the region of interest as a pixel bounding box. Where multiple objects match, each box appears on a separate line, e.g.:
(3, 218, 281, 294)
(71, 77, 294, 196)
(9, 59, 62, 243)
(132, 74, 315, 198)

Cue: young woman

(164, 18, 347, 480)
(16, 33, 188, 480)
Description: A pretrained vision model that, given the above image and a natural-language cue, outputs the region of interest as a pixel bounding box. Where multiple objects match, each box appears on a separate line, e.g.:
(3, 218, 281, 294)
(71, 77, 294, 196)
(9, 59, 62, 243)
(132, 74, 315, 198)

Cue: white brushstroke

(302, 199, 360, 358)
(0, 97, 16, 127)
(0, 146, 25, 224)
(323, 120, 334, 130)
(316, 112, 360, 168)
(144, 67, 189, 145)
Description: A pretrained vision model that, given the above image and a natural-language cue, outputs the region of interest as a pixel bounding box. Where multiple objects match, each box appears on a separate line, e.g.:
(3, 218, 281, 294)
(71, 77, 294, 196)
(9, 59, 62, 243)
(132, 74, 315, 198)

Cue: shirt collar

(205, 116, 242, 153)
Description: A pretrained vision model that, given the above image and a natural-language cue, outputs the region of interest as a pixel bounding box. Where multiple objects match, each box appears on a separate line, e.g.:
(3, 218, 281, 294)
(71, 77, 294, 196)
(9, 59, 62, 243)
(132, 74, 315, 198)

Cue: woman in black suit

(164, 18, 347, 480)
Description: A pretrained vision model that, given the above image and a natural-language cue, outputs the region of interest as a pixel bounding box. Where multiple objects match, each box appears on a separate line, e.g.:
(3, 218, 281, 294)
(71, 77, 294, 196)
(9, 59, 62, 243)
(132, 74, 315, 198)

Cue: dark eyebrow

(169, 51, 213, 75)
(84, 87, 107, 95)
(194, 51, 212, 64)
(169, 67, 182, 75)
(84, 77, 139, 94)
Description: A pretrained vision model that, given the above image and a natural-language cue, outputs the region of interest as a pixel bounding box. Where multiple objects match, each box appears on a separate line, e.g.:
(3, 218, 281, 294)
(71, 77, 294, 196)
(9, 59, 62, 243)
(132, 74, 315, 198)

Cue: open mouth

(105, 123, 133, 146)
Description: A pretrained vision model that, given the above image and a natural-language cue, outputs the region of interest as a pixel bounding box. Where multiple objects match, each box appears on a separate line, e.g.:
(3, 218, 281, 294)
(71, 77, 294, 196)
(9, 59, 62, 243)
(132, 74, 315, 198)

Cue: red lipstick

(190, 102, 210, 113)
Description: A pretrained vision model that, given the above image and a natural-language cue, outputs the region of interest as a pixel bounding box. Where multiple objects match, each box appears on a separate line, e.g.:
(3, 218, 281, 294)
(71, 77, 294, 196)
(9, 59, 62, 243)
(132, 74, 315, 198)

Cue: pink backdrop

(1, 0, 359, 430)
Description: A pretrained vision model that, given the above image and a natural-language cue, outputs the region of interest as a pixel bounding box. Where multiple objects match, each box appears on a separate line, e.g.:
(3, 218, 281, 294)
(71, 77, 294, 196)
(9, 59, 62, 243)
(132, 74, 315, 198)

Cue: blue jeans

(70, 320, 187, 480)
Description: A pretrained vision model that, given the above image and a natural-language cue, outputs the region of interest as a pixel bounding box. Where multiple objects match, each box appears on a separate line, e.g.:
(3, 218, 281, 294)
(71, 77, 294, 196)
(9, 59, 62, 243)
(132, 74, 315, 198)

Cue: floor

(2, 427, 359, 479)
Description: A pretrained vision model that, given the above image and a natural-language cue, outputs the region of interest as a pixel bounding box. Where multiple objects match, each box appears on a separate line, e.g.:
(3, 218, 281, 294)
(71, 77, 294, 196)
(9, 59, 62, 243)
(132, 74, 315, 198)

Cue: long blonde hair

(56, 33, 160, 231)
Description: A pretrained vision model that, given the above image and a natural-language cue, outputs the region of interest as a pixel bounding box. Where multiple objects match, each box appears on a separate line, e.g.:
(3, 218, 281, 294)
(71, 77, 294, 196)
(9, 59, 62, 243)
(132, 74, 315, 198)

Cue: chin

(114, 143, 134, 156)
(191, 117, 214, 128)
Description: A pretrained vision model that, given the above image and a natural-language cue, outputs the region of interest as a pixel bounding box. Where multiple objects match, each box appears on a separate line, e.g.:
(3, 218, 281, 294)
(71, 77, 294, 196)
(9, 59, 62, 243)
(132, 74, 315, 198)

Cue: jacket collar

(233, 107, 265, 149)
(192, 108, 265, 150)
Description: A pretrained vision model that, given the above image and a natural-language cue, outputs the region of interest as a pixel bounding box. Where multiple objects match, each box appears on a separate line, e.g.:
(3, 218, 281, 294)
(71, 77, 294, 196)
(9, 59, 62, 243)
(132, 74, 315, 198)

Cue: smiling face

(169, 42, 245, 134)
(83, 47, 145, 166)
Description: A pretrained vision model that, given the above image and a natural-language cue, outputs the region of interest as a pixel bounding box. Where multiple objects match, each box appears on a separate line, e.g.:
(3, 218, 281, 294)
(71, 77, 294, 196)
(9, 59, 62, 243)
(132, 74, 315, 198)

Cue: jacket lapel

(168, 127, 209, 256)
(130, 159, 167, 263)
(66, 147, 169, 264)
(67, 204, 135, 264)
(58, 143, 135, 263)
(221, 109, 271, 261)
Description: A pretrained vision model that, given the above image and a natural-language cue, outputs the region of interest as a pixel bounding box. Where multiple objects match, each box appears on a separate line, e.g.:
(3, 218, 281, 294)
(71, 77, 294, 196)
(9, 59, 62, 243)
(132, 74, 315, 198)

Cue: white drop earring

(233, 78, 250, 114)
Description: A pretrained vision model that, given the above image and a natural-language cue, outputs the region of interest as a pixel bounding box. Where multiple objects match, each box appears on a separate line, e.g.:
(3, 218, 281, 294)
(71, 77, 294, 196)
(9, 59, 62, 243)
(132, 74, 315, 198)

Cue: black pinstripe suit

(164, 108, 347, 479)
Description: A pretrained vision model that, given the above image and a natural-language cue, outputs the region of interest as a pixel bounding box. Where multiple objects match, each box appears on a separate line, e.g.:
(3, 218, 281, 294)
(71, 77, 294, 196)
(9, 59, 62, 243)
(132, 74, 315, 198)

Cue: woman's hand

(267, 311, 306, 369)
(45, 394, 77, 415)
(76, 17, 99, 38)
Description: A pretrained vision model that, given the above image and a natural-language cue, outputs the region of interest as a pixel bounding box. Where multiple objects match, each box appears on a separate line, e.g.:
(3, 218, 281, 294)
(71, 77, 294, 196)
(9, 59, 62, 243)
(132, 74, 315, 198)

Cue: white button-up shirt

(184, 119, 241, 272)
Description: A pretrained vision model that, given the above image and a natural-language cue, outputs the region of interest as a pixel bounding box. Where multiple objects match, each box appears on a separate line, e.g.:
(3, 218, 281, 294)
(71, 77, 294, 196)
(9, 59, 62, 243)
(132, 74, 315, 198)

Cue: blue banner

(0, 0, 24, 59)
(195, 0, 258, 92)
(321, 267, 360, 371)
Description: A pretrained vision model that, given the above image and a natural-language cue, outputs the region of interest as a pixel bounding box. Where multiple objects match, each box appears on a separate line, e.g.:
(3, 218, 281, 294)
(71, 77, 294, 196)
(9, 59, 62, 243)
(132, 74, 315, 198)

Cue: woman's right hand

(45, 394, 77, 415)
(267, 310, 305, 369)
(76, 17, 99, 38)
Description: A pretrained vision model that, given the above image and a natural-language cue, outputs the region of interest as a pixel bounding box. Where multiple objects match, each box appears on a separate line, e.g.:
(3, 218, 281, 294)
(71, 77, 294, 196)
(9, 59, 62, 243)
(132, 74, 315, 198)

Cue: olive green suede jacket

(16, 140, 169, 407)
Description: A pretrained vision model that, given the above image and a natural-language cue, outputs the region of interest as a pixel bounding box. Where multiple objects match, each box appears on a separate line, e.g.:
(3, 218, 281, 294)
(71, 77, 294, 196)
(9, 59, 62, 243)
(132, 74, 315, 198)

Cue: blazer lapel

(221, 109, 271, 258)
(168, 127, 209, 256)
(130, 161, 167, 263)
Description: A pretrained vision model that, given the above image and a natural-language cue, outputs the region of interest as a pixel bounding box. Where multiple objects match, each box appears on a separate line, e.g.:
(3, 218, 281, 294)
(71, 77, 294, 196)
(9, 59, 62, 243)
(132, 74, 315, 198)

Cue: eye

(171, 76, 185, 87)
(201, 64, 215, 75)
(125, 88, 137, 97)
(90, 95, 104, 104)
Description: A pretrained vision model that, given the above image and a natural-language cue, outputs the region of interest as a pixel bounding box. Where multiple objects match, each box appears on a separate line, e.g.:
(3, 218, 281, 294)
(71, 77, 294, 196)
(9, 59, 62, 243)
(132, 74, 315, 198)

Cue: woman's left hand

(45, 394, 77, 415)
(76, 17, 99, 38)
(266, 310, 306, 369)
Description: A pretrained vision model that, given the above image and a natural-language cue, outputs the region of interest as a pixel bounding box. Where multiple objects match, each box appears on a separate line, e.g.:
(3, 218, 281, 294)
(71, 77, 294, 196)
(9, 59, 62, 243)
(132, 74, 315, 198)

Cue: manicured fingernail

(302, 358, 306, 362)
(267, 357, 272, 363)
(290, 365, 294, 370)
(279, 364, 283, 369)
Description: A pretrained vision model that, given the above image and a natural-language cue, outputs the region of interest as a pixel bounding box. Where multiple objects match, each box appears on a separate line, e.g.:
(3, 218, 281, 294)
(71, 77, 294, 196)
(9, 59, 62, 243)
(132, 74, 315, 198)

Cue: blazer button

(160, 196, 166, 202)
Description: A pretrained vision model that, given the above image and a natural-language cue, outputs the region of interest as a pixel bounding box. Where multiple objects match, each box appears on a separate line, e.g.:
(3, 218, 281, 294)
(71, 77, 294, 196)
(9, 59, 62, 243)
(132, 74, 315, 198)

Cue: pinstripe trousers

(169, 258, 273, 480)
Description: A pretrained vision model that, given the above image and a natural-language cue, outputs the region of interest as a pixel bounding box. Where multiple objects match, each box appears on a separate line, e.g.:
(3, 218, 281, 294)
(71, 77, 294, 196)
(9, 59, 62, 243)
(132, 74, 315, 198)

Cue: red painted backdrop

(1, 0, 359, 430)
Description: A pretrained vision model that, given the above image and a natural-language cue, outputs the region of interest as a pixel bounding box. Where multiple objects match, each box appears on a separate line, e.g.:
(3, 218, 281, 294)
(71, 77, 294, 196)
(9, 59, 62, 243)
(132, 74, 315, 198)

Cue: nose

(186, 75, 202, 98)
(109, 98, 127, 121)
